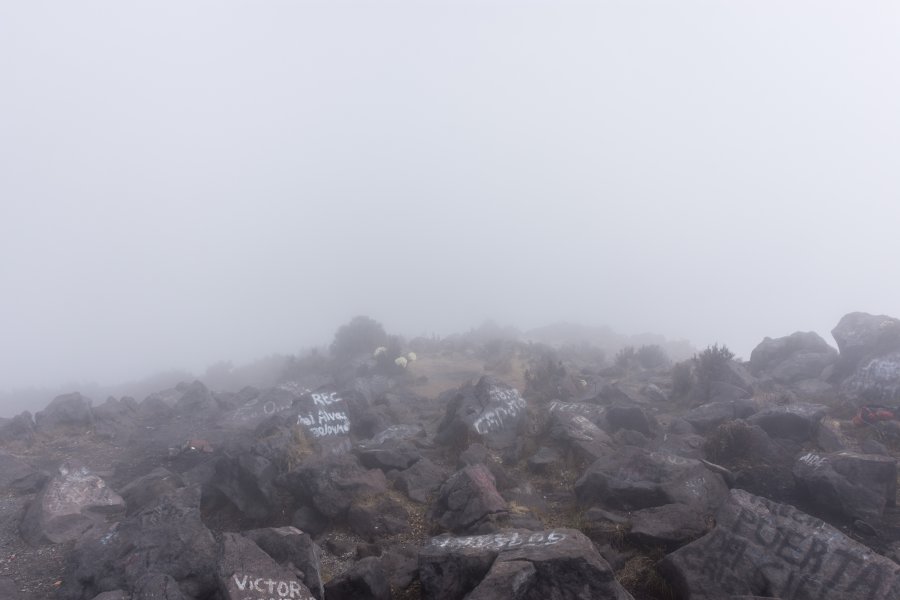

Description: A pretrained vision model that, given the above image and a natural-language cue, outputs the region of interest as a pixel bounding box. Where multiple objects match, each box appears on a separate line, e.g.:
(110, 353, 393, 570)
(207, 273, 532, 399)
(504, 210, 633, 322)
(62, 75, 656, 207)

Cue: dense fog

(2, 2, 899, 414)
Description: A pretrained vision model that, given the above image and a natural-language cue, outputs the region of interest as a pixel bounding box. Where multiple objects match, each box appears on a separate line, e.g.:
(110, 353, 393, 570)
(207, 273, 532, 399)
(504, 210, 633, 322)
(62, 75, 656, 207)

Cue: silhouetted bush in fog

(330, 316, 389, 361)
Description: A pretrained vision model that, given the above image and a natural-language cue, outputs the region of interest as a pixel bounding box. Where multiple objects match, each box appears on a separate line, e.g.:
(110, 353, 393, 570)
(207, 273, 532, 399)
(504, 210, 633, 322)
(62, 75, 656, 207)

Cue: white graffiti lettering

(799, 452, 827, 468)
(473, 389, 527, 434)
(231, 574, 308, 599)
(431, 530, 566, 551)
(312, 392, 341, 406)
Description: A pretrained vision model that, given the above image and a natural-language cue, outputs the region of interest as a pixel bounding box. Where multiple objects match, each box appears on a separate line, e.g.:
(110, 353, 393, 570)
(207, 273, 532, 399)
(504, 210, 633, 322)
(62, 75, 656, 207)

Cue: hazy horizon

(2, 2, 899, 400)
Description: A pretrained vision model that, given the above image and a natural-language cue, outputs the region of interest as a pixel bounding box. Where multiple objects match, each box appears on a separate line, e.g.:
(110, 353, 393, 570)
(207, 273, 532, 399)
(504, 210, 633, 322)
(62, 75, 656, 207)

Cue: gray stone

(575, 446, 729, 513)
(218, 533, 313, 600)
(433, 464, 507, 533)
(747, 403, 826, 442)
(793, 450, 897, 521)
(435, 377, 529, 451)
(749, 331, 837, 383)
(20, 462, 124, 545)
(419, 528, 634, 600)
(660, 489, 900, 600)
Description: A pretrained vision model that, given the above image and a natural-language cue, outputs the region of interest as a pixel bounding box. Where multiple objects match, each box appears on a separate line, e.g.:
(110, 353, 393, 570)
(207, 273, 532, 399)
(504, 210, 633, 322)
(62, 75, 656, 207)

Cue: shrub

(695, 343, 734, 393)
(614, 346, 636, 369)
(330, 316, 388, 362)
(636, 344, 670, 369)
(671, 361, 694, 397)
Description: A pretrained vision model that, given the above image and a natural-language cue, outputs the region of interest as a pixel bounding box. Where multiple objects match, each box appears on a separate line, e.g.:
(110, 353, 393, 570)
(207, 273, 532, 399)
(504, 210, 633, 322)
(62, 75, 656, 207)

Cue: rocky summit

(2, 313, 900, 599)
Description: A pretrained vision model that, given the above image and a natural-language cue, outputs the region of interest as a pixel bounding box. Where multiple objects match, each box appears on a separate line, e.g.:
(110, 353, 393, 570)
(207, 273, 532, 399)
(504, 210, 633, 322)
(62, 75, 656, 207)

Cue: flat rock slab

(660, 489, 900, 600)
(419, 528, 634, 600)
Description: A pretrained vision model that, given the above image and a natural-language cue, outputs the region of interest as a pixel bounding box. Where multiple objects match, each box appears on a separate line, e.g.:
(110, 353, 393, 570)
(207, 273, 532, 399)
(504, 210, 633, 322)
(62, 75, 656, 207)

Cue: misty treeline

(0, 316, 695, 418)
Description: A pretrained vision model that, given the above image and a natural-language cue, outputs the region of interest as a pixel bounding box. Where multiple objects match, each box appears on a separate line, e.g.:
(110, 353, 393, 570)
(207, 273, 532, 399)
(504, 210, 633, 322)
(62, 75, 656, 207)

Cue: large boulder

(628, 503, 711, 550)
(749, 331, 838, 383)
(683, 399, 759, 433)
(323, 556, 391, 600)
(660, 488, 900, 599)
(746, 403, 826, 442)
(294, 389, 354, 455)
(277, 455, 387, 520)
(212, 453, 279, 521)
(0, 411, 36, 446)
(547, 402, 614, 465)
(432, 464, 508, 533)
(419, 528, 634, 600)
(228, 385, 299, 426)
(20, 462, 124, 545)
(92, 397, 138, 441)
(0, 452, 47, 494)
(118, 467, 184, 516)
(34, 393, 94, 436)
(435, 377, 529, 451)
(60, 485, 218, 600)
(394, 457, 450, 503)
(842, 352, 900, 404)
(831, 312, 900, 378)
(575, 446, 728, 513)
(793, 450, 897, 522)
(242, 526, 323, 600)
(173, 380, 218, 414)
(218, 532, 313, 600)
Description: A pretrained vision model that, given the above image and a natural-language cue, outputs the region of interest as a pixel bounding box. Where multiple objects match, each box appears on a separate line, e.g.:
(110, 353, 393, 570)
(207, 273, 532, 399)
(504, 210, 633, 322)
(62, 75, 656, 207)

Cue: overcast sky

(1, 1, 899, 394)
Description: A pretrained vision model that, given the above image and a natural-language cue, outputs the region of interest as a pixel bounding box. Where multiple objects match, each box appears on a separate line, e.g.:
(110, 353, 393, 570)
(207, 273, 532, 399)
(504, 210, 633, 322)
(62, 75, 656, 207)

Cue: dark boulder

(92, 397, 138, 441)
(213, 453, 279, 521)
(747, 403, 826, 442)
(831, 312, 900, 378)
(394, 457, 450, 503)
(659, 488, 900, 600)
(683, 399, 759, 433)
(432, 464, 508, 533)
(356, 441, 421, 472)
(323, 556, 391, 600)
(605, 404, 654, 436)
(34, 392, 94, 436)
(0, 452, 47, 494)
(575, 446, 728, 513)
(547, 404, 614, 465)
(119, 467, 184, 516)
(435, 377, 529, 451)
(749, 331, 837, 383)
(291, 506, 331, 537)
(60, 485, 218, 600)
(173, 380, 217, 414)
(278, 455, 387, 519)
(242, 526, 324, 600)
(628, 503, 711, 550)
(842, 352, 900, 404)
(20, 462, 124, 545)
(419, 528, 634, 600)
(0, 411, 36, 446)
(793, 450, 897, 522)
(218, 532, 313, 600)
